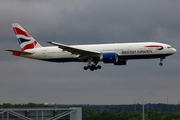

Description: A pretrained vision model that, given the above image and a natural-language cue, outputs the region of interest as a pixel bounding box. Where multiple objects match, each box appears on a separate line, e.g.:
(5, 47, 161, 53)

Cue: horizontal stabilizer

(6, 49, 33, 56)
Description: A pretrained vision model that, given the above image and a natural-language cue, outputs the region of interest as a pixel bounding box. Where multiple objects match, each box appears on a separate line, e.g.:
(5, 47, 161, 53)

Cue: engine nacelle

(101, 52, 118, 63)
(114, 59, 127, 65)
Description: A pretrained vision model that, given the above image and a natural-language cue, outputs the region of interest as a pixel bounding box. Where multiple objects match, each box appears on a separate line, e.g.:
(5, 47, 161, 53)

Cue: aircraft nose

(172, 48, 177, 54)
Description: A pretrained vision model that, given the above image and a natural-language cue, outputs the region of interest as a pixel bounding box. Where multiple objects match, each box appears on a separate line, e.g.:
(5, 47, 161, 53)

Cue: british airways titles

(122, 50, 152, 54)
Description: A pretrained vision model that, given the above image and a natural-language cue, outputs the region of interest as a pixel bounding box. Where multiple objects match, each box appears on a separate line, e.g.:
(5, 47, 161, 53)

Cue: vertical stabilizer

(12, 23, 42, 51)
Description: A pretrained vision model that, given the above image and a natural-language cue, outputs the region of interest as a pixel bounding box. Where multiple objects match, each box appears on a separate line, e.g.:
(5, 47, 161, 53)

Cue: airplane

(6, 23, 176, 71)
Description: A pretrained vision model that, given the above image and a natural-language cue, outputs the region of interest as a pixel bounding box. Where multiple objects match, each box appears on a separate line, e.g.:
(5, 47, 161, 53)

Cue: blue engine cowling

(101, 52, 118, 63)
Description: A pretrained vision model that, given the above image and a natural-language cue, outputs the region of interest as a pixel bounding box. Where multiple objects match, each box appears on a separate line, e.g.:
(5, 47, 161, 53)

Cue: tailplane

(12, 23, 42, 51)
(6, 49, 34, 56)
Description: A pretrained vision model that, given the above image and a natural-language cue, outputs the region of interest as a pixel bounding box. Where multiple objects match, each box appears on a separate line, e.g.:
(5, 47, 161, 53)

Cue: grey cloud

(0, 0, 180, 104)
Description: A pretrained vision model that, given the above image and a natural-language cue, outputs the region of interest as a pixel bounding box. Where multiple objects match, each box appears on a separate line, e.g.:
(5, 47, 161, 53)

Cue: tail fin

(12, 23, 42, 51)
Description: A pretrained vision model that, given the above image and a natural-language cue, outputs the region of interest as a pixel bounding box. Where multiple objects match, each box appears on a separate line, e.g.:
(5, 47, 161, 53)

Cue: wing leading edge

(47, 41, 101, 60)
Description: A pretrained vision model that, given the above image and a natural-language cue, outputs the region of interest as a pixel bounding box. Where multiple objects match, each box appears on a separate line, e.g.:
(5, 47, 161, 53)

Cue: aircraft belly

(39, 52, 79, 62)
(20, 50, 79, 61)
(118, 53, 172, 60)
(40, 57, 79, 63)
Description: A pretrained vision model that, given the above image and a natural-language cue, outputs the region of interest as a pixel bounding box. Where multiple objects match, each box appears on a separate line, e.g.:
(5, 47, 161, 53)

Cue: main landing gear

(159, 57, 165, 66)
(83, 61, 102, 71)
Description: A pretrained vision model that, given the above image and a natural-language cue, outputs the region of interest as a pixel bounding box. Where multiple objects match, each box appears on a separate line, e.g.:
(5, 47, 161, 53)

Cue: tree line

(0, 103, 180, 120)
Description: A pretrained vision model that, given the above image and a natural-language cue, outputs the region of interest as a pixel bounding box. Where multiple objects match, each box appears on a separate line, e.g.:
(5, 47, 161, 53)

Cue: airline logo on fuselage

(122, 45, 163, 54)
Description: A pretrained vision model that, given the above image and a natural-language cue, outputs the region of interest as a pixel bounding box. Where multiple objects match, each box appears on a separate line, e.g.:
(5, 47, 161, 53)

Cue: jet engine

(100, 52, 127, 65)
(101, 52, 118, 63)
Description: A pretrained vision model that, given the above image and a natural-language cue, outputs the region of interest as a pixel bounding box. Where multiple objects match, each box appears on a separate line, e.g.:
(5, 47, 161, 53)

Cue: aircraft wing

(47, 41, 101, 57)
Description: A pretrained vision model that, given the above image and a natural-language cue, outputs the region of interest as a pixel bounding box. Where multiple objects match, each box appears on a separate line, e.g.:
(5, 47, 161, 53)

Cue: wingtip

(5, 49, 12, 52)
(46, 41, 52, 43)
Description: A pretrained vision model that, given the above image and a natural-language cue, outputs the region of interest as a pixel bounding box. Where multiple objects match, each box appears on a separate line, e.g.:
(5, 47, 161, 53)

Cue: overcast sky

(0, 0, 180, 105)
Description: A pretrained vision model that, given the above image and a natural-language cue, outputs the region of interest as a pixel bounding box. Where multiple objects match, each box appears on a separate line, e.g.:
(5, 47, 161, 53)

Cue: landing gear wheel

(90, 65, 95, 71)
(83, 66, 88, 70)
(97, 65, 101, 69)
(159, 62, 163, 66)
(83, 61, 101, 71)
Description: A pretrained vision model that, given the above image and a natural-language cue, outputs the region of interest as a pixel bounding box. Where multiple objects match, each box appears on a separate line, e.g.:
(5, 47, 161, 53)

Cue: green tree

(82, 106, 99, 120)
(1, 103, 12, 108)
(128, 111, 141, 120)
(117, 110, 130, 120)
(162, 112, 180, 120)
(117, 110, 141, 120)
(146, 110, 162, 120)
(101, 110, 117, 120)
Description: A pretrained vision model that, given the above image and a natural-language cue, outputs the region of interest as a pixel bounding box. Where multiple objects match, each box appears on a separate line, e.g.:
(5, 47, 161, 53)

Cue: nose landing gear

(159, 57, 165, 66)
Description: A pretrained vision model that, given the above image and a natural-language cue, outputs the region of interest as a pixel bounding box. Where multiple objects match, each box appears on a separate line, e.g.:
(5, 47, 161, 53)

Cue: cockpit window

(167, 46, 172, 49)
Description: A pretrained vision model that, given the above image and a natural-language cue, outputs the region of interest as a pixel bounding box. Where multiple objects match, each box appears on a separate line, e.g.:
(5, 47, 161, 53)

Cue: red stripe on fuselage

(13, 27, 31, 37)
(145, 45, 162, 48)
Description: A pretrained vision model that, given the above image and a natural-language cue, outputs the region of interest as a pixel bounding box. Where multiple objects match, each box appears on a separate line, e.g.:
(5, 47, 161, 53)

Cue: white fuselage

(21, 42, 176, 63)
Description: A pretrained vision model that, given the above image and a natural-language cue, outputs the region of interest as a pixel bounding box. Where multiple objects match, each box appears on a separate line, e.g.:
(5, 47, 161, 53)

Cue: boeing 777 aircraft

(6, 23, 176, 71)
